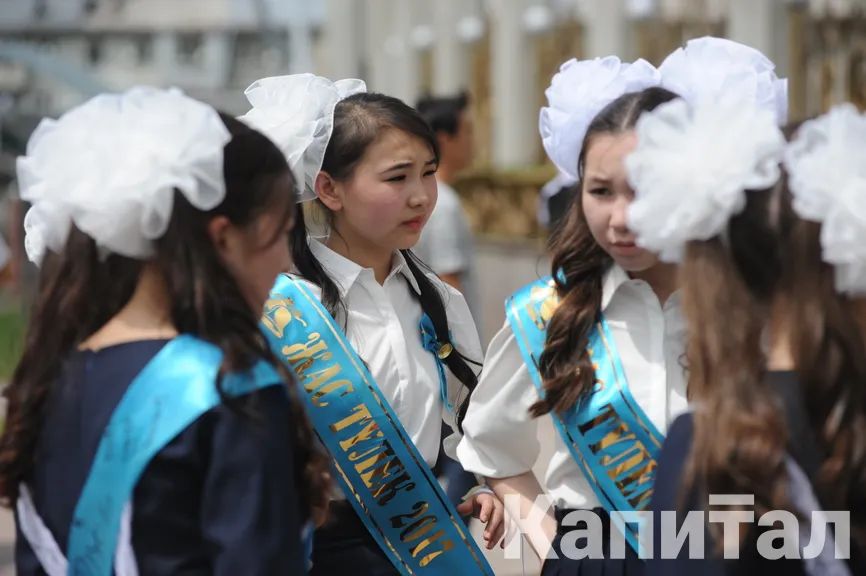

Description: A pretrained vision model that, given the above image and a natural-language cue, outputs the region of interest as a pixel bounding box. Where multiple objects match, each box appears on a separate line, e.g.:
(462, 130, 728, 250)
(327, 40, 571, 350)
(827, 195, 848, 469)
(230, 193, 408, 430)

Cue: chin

(395, 232, 423, 251)
(613, 253, 658, 273)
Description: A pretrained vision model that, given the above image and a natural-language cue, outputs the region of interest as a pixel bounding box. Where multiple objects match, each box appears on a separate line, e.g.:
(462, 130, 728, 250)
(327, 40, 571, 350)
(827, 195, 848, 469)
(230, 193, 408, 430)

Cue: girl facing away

(625, 95, 866, 575)
(0, 87, 328, 575)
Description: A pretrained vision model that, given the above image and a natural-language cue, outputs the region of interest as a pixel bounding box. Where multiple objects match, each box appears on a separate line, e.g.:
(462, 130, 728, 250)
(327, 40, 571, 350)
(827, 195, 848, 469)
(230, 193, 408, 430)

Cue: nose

(609, 194, 630, 232)
(408, 179, 434, 209)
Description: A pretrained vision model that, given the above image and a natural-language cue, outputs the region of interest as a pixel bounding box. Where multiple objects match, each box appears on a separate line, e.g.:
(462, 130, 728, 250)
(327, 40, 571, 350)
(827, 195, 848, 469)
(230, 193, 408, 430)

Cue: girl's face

(218, 174, 295, 314)
(319, 128, 438, 254)
(581, 130, 659, 273)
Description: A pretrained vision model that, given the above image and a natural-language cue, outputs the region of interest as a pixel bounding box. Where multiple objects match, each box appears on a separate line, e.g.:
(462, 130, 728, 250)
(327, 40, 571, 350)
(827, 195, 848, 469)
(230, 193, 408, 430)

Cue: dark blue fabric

(541, 507, 643, 576)
(646, 404, 808, 575)
(15, 339, 306, 576)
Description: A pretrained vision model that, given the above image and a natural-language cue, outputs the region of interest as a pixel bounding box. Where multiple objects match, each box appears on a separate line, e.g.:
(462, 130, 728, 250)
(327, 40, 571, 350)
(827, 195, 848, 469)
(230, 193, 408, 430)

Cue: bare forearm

(488, 471, 556, 560)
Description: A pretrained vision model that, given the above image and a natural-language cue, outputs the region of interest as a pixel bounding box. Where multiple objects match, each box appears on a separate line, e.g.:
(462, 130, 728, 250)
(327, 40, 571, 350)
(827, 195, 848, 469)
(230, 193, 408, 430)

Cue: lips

(401, 217, 424, 231)
(610, 240, 642, 256)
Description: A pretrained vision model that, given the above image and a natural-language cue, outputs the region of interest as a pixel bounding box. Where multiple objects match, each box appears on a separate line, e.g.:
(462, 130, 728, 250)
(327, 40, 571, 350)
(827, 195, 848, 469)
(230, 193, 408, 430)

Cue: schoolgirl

(0, 87, 326, 575)
(456, 37, 788, 576)
(239, 75, 502, 576)
(627, 93, 866, 575)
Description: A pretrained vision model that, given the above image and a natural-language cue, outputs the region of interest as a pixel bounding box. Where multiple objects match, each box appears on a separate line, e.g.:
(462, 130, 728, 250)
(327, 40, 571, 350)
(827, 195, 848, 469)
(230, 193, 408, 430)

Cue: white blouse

(299, 239, 483, 468)
(456, 265, 689, 509)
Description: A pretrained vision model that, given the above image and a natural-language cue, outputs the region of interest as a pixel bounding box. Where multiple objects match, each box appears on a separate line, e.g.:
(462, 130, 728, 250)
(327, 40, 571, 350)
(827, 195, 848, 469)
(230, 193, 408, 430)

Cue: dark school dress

(16, 339, 307, 576)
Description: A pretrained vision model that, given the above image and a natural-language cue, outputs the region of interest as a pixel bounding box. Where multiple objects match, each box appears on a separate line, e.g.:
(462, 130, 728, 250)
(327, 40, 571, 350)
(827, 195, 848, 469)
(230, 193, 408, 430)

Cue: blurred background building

(0, 0, 864, 333)
(0, 1, 865, 572)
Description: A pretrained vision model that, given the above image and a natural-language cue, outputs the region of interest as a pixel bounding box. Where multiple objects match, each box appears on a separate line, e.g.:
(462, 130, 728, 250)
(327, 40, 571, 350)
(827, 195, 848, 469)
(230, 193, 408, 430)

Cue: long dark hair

(0, 114, 330, 522)
(682, 127, 866, 555)
(531, 87, 679, 417)
(681, 184, 789, 530)
(291, 92, 480, 429)
(776, 173, 866, 552)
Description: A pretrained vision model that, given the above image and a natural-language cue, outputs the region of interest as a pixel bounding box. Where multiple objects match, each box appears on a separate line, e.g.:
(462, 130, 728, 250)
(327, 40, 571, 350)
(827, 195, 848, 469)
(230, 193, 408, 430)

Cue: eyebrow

(380, 158, 438, 174)
(584, 173, 612, 184)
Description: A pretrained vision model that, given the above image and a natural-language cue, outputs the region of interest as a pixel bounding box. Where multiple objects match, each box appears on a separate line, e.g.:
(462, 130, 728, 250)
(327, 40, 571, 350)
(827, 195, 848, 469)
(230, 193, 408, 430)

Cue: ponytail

(403, 251, 480, 432)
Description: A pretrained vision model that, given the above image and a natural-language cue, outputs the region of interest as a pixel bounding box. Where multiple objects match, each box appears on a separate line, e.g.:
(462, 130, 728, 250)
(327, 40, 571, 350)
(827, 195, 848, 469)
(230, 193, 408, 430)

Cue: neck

(326, 223, 393, 285)
(628, 262, 678, 304)
(80, 263, 177, 349)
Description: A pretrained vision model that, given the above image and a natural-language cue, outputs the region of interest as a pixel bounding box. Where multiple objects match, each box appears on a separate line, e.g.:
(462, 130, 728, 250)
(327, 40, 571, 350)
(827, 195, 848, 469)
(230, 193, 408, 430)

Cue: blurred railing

(453, 165, 556, 241)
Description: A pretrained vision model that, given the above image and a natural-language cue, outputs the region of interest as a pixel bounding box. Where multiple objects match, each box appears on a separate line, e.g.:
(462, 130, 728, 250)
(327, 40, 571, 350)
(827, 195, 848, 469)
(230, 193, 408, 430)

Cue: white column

(321, 0, 361, 79)
(287, 7, 314, 74)
(489, 0, 537, 167)
(727, 0, 789, 75)
(153, 31, 178, 85)
(580, 0, 632, 59)
(364, 0, 394, 93)
(203, 31, 232, 88)
(432, 0, 467, 95)
(489, 0, 538, 167)
(390, 0, 420, 105)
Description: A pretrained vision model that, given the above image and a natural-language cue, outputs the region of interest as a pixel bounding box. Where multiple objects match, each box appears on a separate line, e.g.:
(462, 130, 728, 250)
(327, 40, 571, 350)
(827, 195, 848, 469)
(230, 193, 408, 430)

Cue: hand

(456, 492, 506, 549)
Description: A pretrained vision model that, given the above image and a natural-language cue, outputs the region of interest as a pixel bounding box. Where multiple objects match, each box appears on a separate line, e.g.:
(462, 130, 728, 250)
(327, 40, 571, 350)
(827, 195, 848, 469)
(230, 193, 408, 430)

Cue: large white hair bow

(539, 56, 661, 181)
(659, 36, 789, 125)
(784, 104, 866, 295)
(626, 97, 786, 262)
(17, 86, 231, 265)
(238, 74, 367, 203)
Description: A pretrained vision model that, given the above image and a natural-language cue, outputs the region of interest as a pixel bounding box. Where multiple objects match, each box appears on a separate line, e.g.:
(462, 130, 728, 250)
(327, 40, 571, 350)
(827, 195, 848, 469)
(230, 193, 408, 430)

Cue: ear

(207, 215, 237, 260)
(315, 171, 343, 212)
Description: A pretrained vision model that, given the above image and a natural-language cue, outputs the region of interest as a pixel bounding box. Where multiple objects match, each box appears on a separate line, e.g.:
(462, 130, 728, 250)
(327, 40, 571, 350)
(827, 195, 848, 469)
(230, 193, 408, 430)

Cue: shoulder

(662, 412, 694, 458)
(274, 272, 324, 301)
(423, 270, 471, 318)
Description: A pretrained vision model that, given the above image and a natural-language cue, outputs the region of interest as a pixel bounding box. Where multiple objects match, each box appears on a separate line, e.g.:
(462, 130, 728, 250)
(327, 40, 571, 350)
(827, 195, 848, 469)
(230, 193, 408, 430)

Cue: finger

(490, 505, 505, 543)
(478, 498, 493, 523)
(456, 499, 473, 517)
(484, 504, 504, 546)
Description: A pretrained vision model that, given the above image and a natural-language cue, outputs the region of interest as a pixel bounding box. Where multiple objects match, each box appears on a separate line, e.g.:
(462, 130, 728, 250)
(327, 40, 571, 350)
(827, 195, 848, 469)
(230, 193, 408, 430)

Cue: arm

(489, 471, 557, 560)
(455, 320, 555, 558)
(200, 386, 307, 576)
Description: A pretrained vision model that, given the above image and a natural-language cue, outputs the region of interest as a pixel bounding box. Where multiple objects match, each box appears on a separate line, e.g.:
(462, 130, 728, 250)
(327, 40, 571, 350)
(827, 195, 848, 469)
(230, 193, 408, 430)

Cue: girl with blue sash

(457, 57, 686, 576)
(239, 75, 503, 576)
(457, 38, 789, 576)
(0, 87, 328, 575)
(624, 90, 865, 573)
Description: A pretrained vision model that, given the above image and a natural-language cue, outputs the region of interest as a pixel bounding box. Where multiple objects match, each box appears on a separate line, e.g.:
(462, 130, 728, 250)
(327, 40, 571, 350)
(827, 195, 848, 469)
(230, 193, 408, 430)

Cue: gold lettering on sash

(310, 378, 354, 407)
(578, 403, 657, 511)
(526, 283, 560, 331)
(578, 403, 618, 436)
(331, 403, 373, 432)
(262, 296, 308, 338)
(413, 530, 456, 567)
(283, 332, 332, 364)
(273, 286, 460, 568)
(339, 418, 383, 452)
(303, 363, 340, 392)
(616, 458, 656, 509)
(292, 357, 314, 381)
(389, 501, 457, 567)
(594, 427, 637, 461)
(354, 446, 415, 506)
